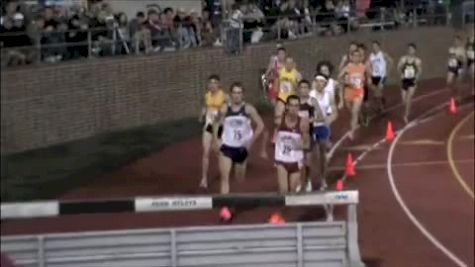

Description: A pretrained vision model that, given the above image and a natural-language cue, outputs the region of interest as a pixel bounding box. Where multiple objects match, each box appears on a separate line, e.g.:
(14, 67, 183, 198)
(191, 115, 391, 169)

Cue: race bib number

(233, 129, 242, 141)
(282, 144, 292, 156)
(468, 50, 475, 59)
(350, 76, 363, 88)
(448, 58, 458, 68)
(280, 81, 292, 93)
(404, 67, 415, 79)
(372, 64, 381, 76)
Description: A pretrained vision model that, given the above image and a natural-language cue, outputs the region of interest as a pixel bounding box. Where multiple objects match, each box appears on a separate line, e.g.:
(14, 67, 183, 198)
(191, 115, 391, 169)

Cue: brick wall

(0, 27, 455, 154)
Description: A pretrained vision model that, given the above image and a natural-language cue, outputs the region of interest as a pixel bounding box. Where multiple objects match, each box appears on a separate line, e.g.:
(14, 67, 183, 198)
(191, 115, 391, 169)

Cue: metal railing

(1, 190, 365, 267)
(0, 6, 454, 68)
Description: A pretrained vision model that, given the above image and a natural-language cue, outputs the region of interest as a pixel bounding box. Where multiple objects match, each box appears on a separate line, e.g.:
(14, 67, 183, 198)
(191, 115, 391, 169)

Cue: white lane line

(327, 87, 448, 160)
(387, 120, 468, 267)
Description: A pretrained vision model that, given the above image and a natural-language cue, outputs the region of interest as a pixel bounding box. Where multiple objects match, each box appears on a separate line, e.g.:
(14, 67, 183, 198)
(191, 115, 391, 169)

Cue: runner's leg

(200, 129, 213, 188)
(276, 164, 290, 193)
(219, 152, 233, 194)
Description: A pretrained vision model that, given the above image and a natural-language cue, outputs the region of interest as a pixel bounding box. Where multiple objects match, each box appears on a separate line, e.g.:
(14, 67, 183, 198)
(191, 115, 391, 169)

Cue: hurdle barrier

(1, 190, 365, 267)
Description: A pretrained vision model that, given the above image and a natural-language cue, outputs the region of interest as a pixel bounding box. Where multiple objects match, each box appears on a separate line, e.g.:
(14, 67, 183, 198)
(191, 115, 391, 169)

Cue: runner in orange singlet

(338, 49, 369, 140)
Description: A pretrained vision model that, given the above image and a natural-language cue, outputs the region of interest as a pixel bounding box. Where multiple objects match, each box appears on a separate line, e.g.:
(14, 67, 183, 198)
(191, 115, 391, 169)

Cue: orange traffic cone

(220, 207, 233, 222)
(336, 179, 344, 191)
(269, 212, 286, 224)
(386, 121, 395, 142)
(346, 153, 356, 177)
(449, 97, 457, 115)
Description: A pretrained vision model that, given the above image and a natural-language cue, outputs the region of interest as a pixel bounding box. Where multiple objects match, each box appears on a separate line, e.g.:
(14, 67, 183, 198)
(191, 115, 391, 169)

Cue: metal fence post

(87, 29, 92, 58)
(296, 224, 303, 267)
(346, 204, 365, 267)
(37, 235, 45, 267)
(170, 229, 177, 267)
(36, 32, 42, 64)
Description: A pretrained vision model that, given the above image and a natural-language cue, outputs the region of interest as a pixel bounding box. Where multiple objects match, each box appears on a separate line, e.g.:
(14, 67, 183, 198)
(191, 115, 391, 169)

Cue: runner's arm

(365, 61, 372, 86)
(265, 56, 276, 76)
(338, 55, 347, 72)
(337, 66, 348, 84)
(334, 80, 344, 109)
(216, 104, 228, 140)
(199, 96, 207, 123)
(246, 104, 265, 145)
(326, 96, 338, 125)
(415, 58, 423, 80)
(397, 57, 405, 74)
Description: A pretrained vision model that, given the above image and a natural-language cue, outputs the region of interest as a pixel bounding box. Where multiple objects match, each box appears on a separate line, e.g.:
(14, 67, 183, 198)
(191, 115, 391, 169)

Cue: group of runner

(198, 31, 475, 204)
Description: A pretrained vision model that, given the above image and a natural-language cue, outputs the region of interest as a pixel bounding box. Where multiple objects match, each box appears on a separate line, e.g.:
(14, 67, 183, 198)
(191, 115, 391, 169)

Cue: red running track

(1, 79, 474, 267)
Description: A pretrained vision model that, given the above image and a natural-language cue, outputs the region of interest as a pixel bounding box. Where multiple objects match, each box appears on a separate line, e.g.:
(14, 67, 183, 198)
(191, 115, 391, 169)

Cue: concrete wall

(0, 27, 455, 154)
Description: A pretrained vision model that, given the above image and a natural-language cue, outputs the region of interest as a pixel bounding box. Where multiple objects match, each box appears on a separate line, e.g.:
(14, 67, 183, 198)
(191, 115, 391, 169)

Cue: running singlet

(401, 58, 418, 79)
(221, 104, 254, 148)
(205, 89, 226, 124)
(298, 100, 314, 119)
(274, 115, 304, 163)
(278, 68, 299, 102)
(314, 78, 337, 99)
(346, 63, 366, 90)
(311, 90, 332, 126)
(448, 47, 464, 70)
(369, 51, 387, 78)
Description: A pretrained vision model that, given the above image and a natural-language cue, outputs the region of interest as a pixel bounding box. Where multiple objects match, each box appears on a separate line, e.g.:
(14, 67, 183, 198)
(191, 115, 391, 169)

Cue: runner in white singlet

(368, 41, 393, 112)
(217, 82, 265, 196)
(274, 95, 310, 193)
(310, 75, 338, 191)
(316, 61, 342, 109)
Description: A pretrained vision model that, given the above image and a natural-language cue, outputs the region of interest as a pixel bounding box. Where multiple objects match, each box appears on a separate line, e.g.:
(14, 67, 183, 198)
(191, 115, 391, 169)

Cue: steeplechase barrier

(1, 190, 366, 267)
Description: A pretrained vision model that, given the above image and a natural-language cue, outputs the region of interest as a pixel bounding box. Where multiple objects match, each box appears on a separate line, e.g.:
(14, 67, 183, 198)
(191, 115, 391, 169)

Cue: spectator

(65, 14, 88, 59)
(1, 13, 34, 66)
(174, 8, 196, 49)
(129, 11, 146, 38)
(226, 3, 243, 53)
(115, 12, 130, 54)
(241, 3, 265, 43)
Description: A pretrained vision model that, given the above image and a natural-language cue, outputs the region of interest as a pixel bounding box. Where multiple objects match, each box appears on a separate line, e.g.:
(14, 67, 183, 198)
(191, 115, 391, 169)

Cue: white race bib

(404, 66, 415, 79)
(274, 132, 304, 163)
(280, 81, 292, 93)
(372, 64, 381, 76)
(350, 76, 363, 88)
(233, 129, 243, 141)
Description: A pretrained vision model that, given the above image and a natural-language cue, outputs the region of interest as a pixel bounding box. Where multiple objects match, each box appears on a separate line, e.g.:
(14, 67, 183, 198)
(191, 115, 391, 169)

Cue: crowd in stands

(0, 0, 449, 67)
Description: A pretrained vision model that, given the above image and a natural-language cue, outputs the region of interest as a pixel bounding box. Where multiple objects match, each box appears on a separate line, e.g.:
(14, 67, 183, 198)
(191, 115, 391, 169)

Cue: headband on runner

(315, 75, 328, 81)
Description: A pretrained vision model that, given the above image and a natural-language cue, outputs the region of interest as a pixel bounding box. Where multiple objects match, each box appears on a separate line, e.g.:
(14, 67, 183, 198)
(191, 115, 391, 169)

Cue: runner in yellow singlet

(273, 56, 302, 142)
(199, 75, 228, 188)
